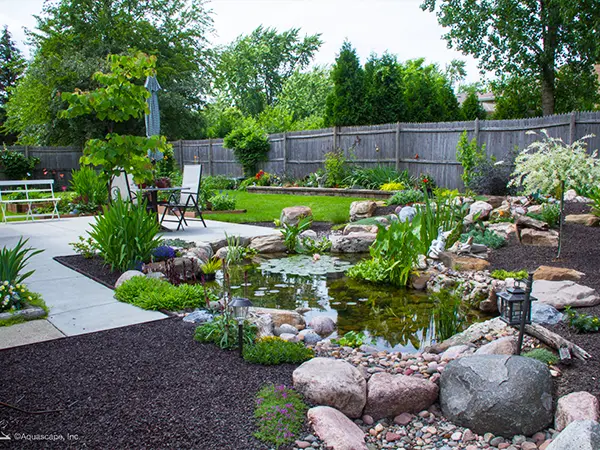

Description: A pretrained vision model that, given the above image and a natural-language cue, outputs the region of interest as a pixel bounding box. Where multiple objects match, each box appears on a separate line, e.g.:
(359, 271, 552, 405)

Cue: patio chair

(110, 170, 137, 203)
(160, 164, 207, 230)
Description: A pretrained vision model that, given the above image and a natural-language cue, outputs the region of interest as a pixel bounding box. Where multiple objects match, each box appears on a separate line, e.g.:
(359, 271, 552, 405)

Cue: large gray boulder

(249, 234, 287, 253)
(440, 355, 553, 437)
(293, 358, 367, 418)
(532, 280, 600, 310)
(252, 307, 305, 330)
(308, 316, 336, 336)
(330, 233, 376, 253)
(307, 406, 368, 450)
(531, 302, 563, 325)
(363, 373, 439, 421)
(349, 201, 377, 222)
(547, 420, 600, 450)
(115, 270, 145, 288)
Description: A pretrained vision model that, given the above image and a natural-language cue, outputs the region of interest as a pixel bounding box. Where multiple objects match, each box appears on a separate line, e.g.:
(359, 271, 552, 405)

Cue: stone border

(0, 305, 46, 323)
(247, 186, 393, 199)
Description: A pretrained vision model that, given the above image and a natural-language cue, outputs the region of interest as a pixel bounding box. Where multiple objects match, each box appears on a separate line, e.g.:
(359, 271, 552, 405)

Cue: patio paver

(0, 319, 65, 350)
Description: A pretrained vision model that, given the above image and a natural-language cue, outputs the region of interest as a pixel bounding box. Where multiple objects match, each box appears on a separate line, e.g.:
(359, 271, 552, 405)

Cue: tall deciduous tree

(324, 41, 366, 127)
(278, 67, 332, 121)
(364, 53, 406, 124)
(421, 0, 600, 116)
(0, 26, 26, 144)
(5, 0, 213, 145)
(216, 26, 322, 117)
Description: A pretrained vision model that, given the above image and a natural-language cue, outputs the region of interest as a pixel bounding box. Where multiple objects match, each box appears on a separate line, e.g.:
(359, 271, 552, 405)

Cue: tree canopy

(421, 0, 600, 116)
(0, 26, 26, 144)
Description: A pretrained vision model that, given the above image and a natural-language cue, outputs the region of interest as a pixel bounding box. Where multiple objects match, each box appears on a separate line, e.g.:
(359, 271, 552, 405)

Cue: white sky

(0, 0, 485, 83)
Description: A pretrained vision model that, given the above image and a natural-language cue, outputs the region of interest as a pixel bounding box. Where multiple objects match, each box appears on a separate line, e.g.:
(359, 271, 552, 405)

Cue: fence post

(208, 139, 214, 175)
(395, 122, 401, 171)
(176, 140, 184, 170)
(332, 126, 338, 150)
(474, 118, 480, 147)
(282, 132, 288, 177)
(569, 111, 577, 144)
(24, 146, 29, 158)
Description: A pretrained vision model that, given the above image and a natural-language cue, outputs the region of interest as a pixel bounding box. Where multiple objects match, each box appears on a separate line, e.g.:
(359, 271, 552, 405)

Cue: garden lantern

(498, 277, 536, 326)
(230, 297, 253, 355)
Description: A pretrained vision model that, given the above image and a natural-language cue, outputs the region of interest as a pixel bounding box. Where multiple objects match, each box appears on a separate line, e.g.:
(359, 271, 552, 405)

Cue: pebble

(295, 441, 310, 449)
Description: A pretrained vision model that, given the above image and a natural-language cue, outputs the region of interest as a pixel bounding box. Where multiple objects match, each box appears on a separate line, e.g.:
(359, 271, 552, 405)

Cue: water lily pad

(259, 254, 355, 277)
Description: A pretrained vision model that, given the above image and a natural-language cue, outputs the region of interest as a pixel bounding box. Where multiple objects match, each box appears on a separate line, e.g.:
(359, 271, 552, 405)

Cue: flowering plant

(0, 281, 30, 312)
(417, 173, 436, 190)
(255, 170, 265, 180)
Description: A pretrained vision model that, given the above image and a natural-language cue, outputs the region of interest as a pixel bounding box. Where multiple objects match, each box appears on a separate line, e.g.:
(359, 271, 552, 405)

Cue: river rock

(474, 336, 517, 355)
(398, 206, 417, 222)
(293, 358, 367, 418)
(350, 201, 377, 222)
(343, 224, 378, 235)
(534, 266, 585, 282)
(468, 201, 494, 220)
(299, 329, 322, 344)
(440, 355, 553, 437)
(441, 344, 476, 361)
(532, 280, 600, 309)
(363, 373, 439, 421)
(281, 206, 313, 226)
(115, 270, 145, 288)
(308, 316, 336, 336)
(546, 420, 600, 450)
(274, 323, 299, 336)
(215, 246, 229, 260)
(183, 309, 213, 324)
(330, 233, 377, 253)
(520, 229, 559, 247)
(279, 333, 300, 342)
(531, 302, 563, 325)
(487, 222, 516, 239)
(183, 245, 212, 263)
(565, 214, 600, 227)
(555, 392, 600, 431)
(249, 234, 287, 253)
(252, 307, 306, 330)
(307, 406, 368, 450)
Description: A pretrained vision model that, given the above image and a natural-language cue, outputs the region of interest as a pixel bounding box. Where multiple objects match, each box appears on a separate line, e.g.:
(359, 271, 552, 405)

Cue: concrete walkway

(0, 216, 278, 350)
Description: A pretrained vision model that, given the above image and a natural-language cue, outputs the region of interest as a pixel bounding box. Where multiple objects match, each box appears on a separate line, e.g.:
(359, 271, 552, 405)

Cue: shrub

(0, 238, 43, 285)
(0, 146, 40, 180)
(588, 187, 600, 217)
(208, 192, 236, 211)
(203, 175, 237, 190)
(70, 166, 108, 213)
(280, 216, 312, 253)
(417, 173, 436, 191)
(468, 157, 515, 196)
(88, 197, 161, 271)
(387, 189, 424, 206)
(70, 236, 96, 259)
(254, 384, 308, 448)
(343, 166, 411, 190)
(523, 348, 559, 365)
(223, 124, 270, 177)
(456, 131, 486, 187)
(194, 313, 257, 350)
(115, 276, 218, 311)
(460, 229, 506, 249)
(527, 203, 561, 228)
(490, 269, 528, 280)
(243, 336, 314, 365)
(324, 148, 351, 188)
(564, 306, 600, 333)
(380, 181, 405, 191)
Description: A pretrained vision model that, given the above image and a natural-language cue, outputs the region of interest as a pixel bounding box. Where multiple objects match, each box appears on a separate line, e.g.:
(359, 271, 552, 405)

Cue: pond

(210, 254, 488, 353)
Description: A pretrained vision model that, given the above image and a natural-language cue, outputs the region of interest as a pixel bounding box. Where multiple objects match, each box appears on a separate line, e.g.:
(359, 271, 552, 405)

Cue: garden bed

(247, 185, 393, 199)
(54, 255, 121, 289)
(0, 318, 298, 449)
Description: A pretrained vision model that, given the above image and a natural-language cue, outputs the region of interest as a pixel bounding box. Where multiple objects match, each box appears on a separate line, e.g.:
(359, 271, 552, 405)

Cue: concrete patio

(0, 216, 278, 349)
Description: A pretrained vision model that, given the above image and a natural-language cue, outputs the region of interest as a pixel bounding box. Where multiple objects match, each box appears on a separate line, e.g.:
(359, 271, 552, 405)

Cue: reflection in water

(212, 256, 487, 353)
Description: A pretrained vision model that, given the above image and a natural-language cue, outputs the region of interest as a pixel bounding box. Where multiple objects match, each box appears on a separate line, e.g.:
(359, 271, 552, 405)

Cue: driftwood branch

(525, 323, 592, 361)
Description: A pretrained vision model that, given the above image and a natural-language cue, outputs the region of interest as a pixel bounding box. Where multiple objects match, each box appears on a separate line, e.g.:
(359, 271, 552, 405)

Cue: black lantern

(229, 297, 253, 355)
(498, 278, 537, 326)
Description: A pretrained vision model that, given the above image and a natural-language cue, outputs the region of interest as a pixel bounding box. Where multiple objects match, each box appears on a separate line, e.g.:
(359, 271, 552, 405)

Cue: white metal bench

(0, 180, 61, 223)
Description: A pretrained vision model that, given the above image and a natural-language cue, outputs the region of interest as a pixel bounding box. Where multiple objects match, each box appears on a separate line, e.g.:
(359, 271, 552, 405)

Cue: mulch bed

(488, 202, 600, 400)
(0, 318, 297, 449)
(54, 254, 122, 289)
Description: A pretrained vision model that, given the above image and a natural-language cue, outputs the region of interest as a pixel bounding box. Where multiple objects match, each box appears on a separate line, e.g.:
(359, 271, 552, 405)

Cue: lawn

(205, 191, 378, 223)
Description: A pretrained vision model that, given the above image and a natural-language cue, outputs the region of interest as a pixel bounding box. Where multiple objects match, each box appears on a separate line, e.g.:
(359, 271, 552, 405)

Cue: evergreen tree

(0, 26, 26, 144)
(324, 41, 366, 127)
(461, 91, 487, 120)
(364, 53, 405, 124)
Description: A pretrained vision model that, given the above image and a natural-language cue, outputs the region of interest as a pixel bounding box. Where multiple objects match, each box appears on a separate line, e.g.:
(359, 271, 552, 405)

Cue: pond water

(210, 254, 488, 353)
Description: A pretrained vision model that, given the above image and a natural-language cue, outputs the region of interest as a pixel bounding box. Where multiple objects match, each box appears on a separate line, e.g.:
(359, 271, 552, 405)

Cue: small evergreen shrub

(208, 192, 236, 210)
(523, 348, 559, 365)
(387, 189, 424, 206)
(490, 269, 528, 280)
(243, 336, 314, 365)
(460, 229, 506, 249)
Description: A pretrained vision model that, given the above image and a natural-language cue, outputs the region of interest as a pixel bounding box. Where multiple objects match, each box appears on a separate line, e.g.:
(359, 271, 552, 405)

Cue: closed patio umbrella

(145, 75, 163, 162)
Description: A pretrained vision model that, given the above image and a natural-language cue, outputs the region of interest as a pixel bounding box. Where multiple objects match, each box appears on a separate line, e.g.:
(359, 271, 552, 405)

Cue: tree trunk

(540, 71, 555, 116)
(539, 0, 558, 116)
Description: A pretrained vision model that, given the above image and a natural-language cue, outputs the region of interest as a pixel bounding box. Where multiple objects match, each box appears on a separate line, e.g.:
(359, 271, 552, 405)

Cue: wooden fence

(4, 111, 600, 190)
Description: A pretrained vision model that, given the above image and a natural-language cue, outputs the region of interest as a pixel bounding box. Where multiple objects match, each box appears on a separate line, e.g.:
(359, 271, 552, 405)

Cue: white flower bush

(509, 130, 600, 197)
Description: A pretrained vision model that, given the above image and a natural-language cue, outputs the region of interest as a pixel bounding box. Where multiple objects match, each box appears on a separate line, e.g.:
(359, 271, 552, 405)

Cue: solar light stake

(516, 273, 535, 356)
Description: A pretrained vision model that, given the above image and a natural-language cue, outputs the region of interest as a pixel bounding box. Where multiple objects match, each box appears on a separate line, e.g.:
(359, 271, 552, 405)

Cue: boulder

(565, 189, 578, 201)
(532, 280, 600, 310)
(490, 205, 512, 221)
(474, 336, 517, 356)
(343, 224, 378, 235)
(485, 196, 507, 209)
(280, 206, 313, 226)
(279, 333, 300, 342)
(440, 355, 553, 437)
(409, 272, 431, 291)
(183, 244, 213, 263)
(546, 420, 600, 450)
(143, 257, 200, 281)
(215, 246, 229, 260)
(252, 307, 306, 330)
(565, 214, 600, 227)
(468, 201, 494, 220)
(330, 233, 377, 253)
(534, 266, 585, 282)
(308, 316, 336, 336)
(516, 215, 549, 231)
(555, 392, 600, 431)
(439, 252, 490, 271)
(293, 358, 367, 418)
(307, 406, 368, 450)
(183, 310, 213, 324)
(249, 234, 287, 253)
(440, 344, 475, 361)
(363, 373, 439, 421)
(115, 270, 145, 288)
(210, 236, 250, 252)
(487, 222, 516, 239)
(299, 229, 318, 240)
(531, 302, 563, 325)
(398, 206, 417, 223)
(248, 313, 274, 338)
(520, 229, 558, 247)
(350, 201, 378, 222)
(299, 329, 322, 344)
(274, 323, 299, 336)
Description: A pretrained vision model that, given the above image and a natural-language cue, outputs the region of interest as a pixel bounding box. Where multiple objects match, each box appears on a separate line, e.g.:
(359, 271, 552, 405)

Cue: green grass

(0, 290, 48, 327)
(205, 191, 376, 224)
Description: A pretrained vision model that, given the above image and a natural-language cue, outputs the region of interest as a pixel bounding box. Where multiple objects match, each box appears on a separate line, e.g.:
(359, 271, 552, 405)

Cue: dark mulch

(488, 202, 600, 399)
(0, 318, 297, 449)
(54, 254, 122, 289)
